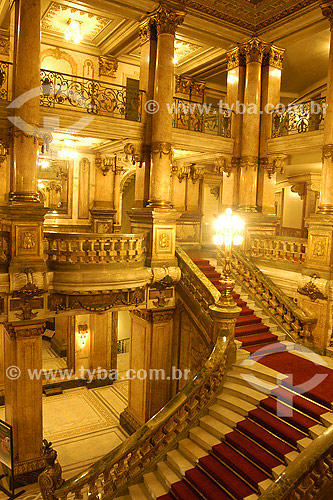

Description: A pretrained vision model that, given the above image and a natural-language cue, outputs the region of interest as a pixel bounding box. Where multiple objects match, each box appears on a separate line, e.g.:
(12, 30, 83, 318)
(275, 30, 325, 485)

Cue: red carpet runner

(155, 258, 333, 500)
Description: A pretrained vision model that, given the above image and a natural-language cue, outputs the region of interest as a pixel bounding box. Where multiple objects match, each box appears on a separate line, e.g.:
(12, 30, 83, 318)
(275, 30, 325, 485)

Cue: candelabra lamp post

(213, 208, 245, 305)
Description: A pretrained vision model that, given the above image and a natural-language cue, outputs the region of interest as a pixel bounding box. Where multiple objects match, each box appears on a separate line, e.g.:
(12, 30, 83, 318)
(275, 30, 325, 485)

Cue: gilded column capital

(262, 45, 285, 70)
(139, 17, 157, 44)
(322, 143, 333, 160)
(151, 141, 173, 160)
(226, 46, 245, 70)
(151, 4, 185, 36)
(321, 1, 333, 26)
(242, 37, 266, 64)
(240, 155, 258, 170)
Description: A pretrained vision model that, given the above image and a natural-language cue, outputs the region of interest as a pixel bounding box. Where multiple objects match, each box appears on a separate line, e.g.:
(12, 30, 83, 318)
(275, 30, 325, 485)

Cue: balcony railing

(249, 235, 307, 264)
(172, 97, 231, 137)
(0, 61, 10, 101)
(40, 69, 143, 121)
(45, 232, 146, 265)
(271, 98, 326, 137)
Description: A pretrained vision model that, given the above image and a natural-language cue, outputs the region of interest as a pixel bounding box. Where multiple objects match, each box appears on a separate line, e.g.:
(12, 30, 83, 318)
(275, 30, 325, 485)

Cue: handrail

(258, 423, 333, 500)
(39, 248, 233, 500)
(230, 249, 316, 339)
(51, 334, 231, 500)
(271, 97, 325, 137)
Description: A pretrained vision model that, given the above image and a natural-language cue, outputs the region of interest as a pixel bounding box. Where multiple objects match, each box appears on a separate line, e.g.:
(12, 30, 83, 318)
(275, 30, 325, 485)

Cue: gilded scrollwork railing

(0, 61, 10, 101)
(172, 97, 231, 137)
(229, 249, 316, 339)
(258, 423, 333, 500)
(40, 69, 144, 121)
(249, 235, 307, 265)
(44, 232, 146, 265)
(271, 98, 326, 137)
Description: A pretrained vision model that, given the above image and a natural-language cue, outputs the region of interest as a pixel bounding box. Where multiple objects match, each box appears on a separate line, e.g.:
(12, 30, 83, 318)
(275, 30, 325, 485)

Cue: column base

(9, 192, 41, 203)
(316, 204, 333, 215)
(5, 456, 46, 488)
(146, 200, 173, 209)
(119, 408, 142, 435)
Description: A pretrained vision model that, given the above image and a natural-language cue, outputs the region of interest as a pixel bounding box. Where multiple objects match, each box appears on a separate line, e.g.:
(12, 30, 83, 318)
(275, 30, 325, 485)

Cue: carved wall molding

(99, 56, 118, 78)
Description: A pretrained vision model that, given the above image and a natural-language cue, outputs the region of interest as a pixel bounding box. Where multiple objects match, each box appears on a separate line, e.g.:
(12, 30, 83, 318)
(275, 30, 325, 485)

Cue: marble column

(257, 45, 285, 214)
(9, 0, 41, 203)
(148, 4, 185, 207)
(120, 308, 175, 434)
(90, 153, 116, 233)
(238, 38, 265, 212)
(4, 321, 45, 485)
(52, 315, 70, 358)
(133, 18, 157, 208)
(317, 2, 333, 214)
(225, 47, 246, 207)
(113, 163, 123, 232)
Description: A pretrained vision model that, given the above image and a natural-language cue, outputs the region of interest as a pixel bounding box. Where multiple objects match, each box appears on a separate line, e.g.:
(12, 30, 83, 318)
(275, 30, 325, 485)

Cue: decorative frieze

(151, 4, 185, 36)
(240, 155, 258, 171)
(4, 321, 45, 339)
(98, 56, 118, 78)
(95, 152, 116, 176)
(151, 141, 173, 160)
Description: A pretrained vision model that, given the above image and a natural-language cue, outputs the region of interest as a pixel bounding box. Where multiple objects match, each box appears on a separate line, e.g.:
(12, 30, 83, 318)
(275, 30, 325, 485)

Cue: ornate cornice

(262, 45, 285, 69)
(151, 4, 185, 36)
(139, 17, 157, 44)
(242, 37, 266, 64)
(226, 46, 245, 70)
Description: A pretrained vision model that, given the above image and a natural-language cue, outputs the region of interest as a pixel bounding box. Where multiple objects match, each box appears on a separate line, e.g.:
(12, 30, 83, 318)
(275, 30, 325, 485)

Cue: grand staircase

(118, 258, 333, 500)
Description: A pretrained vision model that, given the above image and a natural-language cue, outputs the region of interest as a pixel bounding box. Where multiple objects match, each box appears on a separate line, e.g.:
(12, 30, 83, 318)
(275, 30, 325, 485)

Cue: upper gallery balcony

(268, 98, 325, 154)
(0, 61, 232, 147)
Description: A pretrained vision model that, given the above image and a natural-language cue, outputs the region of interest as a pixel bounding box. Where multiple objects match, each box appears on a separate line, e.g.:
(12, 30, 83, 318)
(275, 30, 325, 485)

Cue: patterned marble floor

(0, 379, 129, 499)
(42, 340, 67, 370)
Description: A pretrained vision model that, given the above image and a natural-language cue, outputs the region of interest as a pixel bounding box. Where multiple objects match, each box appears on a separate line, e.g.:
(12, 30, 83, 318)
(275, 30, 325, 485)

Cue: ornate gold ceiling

(176, 0, 321, 32)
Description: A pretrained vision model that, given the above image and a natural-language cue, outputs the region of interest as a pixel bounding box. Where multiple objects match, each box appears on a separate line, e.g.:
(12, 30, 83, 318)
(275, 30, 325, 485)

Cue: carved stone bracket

(99, 56, 118, 78)
(215, 156, 233, 177)
(322, 144, 333, 161)
(124, 142, 143, 166)
(172, 163, 203, 183)
(95, 152, 116, 176)
(260, 154, 287, 178)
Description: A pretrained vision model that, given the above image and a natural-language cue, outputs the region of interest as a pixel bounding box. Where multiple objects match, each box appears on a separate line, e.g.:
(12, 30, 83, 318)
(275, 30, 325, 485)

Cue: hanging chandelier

(64, 19, 82, 44)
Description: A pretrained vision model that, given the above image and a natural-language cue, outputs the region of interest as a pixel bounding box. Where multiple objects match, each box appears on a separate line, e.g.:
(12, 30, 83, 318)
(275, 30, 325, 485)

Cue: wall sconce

(77, 324, 89, 346)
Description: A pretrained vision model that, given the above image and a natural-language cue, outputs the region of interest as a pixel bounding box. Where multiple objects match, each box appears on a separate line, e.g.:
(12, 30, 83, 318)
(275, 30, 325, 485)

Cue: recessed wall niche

(38, 159, 71, 216)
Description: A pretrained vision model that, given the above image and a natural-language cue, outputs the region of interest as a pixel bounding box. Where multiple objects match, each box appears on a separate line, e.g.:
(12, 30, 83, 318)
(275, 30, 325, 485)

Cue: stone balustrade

(249, 235, 307, 264)
(44, 232, 146, 265)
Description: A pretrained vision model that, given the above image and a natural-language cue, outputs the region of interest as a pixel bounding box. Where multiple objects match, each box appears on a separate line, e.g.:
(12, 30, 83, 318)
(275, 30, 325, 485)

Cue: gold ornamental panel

(307, 233, 331, 270)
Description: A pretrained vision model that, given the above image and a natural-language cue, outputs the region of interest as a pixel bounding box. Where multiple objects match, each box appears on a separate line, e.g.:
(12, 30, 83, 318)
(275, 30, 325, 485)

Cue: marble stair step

(189, 426, 220, 451)
(232, 361, 287, 385)
(309, 423, 326, 439)
(285, 450, 300, 464)
(157, 461, 182, 488)
(272, 465, 286, 479)
(179, 438, 207, 464)
(297, 437, 313, 451)
(209, 404, 244, 427)
(321, 411, 333, 427)
(167, 449, 193, 476)
(222, 381, 266, 405)
(143, 471, 168, 499)
(128, 484, 151, 500)
(199, 414, 233, 439)
(217, 393, 257, 416)
(226, 370, 279, 394)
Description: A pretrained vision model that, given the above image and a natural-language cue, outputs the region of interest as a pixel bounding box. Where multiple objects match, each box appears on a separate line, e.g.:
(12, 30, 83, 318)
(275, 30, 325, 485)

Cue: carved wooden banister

(39, 249, 233, 500)
(249, 235, 307, 265)
(44, 232, 146, 265)
(229, 249, 316, 340)
(258, 423, 333, 500)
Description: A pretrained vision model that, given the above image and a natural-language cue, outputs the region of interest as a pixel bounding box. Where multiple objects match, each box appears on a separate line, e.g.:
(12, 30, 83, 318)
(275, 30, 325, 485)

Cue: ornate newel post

(90, 153, 116, 233)
(238, 37, 265, 213)
(298, 1, 333, 354)
(257, 45, 285, 215)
